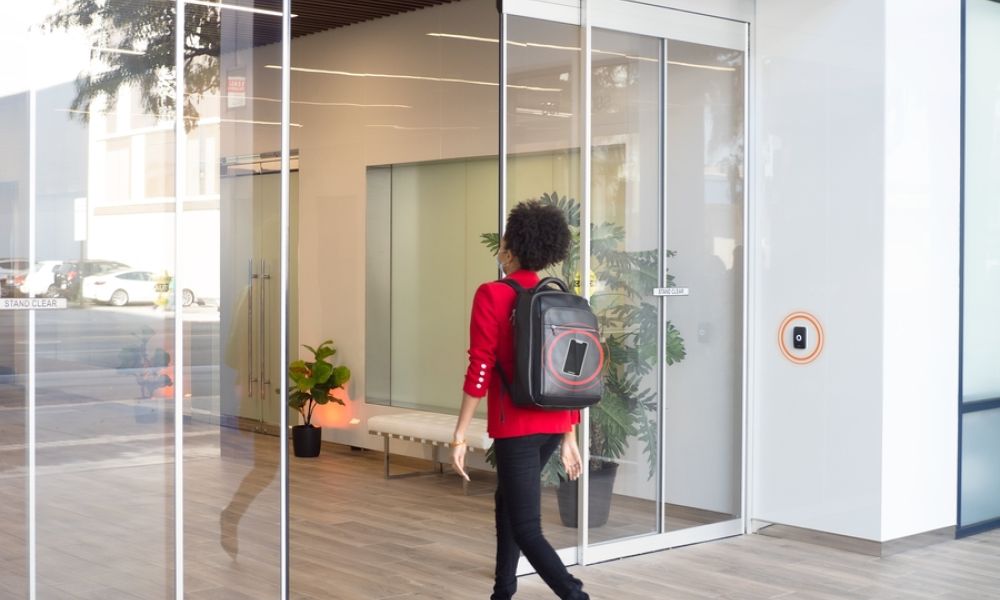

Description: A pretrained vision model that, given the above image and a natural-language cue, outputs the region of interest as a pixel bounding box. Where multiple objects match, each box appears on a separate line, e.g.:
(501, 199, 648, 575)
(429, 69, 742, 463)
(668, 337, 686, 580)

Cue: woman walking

(452, 200, 590, 600)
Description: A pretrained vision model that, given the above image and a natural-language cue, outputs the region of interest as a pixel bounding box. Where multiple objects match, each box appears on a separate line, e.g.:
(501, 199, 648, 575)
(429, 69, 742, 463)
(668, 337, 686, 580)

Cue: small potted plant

(286, 340, 351, 457)
(118, 325, 173, 423)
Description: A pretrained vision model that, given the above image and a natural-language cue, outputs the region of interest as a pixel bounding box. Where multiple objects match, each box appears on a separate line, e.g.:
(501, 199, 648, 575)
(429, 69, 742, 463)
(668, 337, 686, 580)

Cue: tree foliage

(44, 0, 222, 126)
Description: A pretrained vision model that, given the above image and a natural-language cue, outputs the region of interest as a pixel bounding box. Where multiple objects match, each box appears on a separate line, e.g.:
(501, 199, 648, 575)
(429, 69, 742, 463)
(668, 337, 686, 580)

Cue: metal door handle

(653, 287, 689, 296)
(259, 259, 271, 425)
(248, 259, 258, 398)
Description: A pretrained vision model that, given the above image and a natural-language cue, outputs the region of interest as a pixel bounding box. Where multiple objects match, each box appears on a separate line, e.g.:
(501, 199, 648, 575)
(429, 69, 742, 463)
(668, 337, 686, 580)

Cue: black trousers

(491, 434, 589, 600)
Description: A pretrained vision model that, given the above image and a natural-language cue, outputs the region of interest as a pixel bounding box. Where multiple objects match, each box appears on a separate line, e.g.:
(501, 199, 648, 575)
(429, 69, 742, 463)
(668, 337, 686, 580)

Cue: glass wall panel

(0, 56, 29, 600)
(507, 14, 581, 552)
(342, 0, 499, 416)
(960, 0, 1000, 533)
(587, 27, 662, 544)
(4, 1, 292, 596)
(291, 0, 499, 592)
(184, 4, 288, 598)
(30, 1, 177, 596)
(661, 38, 744, 532)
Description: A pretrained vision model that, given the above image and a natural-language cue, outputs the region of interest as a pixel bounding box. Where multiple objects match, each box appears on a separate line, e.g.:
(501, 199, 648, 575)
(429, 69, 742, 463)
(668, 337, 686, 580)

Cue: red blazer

(463, 269, 580, 439)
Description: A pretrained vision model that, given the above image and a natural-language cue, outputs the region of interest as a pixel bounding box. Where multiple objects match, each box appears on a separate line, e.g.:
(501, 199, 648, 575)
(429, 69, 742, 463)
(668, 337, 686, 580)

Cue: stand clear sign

(0, 298, 68, 310)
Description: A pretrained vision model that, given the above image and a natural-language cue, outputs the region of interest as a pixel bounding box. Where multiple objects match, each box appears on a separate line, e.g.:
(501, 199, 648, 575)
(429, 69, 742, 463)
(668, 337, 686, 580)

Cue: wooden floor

(2, 421, 1000, 599)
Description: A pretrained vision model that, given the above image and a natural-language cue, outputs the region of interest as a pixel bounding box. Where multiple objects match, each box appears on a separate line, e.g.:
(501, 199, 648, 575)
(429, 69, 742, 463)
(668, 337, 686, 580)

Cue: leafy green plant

(285, 340, 351, 427)
(117, 325, 172, 399)
(484, 192, 686, 485)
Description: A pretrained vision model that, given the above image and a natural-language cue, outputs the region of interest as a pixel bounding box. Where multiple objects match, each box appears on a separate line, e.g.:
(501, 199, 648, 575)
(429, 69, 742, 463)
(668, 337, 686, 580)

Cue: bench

(367, 412, 491, 482)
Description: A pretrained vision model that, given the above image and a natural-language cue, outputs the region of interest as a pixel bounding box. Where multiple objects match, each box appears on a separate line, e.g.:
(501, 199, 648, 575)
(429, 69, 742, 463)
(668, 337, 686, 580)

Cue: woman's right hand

(452, 440, 470, 481)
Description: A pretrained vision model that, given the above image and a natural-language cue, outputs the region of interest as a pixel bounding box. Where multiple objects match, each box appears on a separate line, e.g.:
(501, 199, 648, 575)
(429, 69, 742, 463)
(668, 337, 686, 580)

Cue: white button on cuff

(476, 384, 482, 389)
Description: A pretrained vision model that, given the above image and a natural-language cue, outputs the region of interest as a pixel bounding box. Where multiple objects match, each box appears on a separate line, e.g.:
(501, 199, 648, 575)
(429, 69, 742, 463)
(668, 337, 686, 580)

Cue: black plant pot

(292, 425, 322, 457)
(556, 461, 618, 528)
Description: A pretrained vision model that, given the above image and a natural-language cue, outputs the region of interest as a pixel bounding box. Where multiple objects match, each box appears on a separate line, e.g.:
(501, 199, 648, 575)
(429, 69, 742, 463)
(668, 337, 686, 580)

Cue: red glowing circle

(544, 328, 605, 387)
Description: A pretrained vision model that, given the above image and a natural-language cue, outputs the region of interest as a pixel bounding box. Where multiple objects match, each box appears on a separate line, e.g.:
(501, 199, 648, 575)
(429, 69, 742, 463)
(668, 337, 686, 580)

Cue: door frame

(502, 0, 752, 569)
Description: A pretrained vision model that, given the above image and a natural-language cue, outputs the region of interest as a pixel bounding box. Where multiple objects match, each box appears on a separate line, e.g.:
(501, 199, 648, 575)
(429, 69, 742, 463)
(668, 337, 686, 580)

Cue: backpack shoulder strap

(494, 278, 526, 398)
(535, 277, 569, 292)
(499, 278, 527, 294)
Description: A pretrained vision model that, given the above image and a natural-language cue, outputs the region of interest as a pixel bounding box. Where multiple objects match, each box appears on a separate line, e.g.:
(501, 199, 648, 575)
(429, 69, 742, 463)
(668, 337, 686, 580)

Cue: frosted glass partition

(962, 0, 1000, 403)
(960, 0, 1000, 534)
(389, 161, 497, 412)
(365, 151, 585, 413)
(366, 167, 393, 405)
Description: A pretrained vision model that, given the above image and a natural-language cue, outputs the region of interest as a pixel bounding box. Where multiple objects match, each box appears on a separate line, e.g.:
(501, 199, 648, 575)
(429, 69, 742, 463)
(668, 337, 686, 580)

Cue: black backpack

(496, 277, 604, 410)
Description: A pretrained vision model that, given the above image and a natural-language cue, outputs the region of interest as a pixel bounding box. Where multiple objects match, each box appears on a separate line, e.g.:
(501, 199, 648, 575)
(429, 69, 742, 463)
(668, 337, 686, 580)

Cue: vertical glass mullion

(27, 66, 38, 600)
(280, 0, 291, 596)
(656, 35, 667, 536)
(957, 0, 967, 534)
(741, 22, 752, 533)
(173, 2, 186, 597)
(578, 0, 592, 564)
(499, 11, 508, 247)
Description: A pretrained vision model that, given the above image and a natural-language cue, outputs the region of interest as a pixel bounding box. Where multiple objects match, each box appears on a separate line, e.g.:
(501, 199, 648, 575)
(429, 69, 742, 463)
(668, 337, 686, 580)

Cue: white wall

(753, 0, 887, 540)
(754, 0, 961, 542)
(881, 0, 960, 541)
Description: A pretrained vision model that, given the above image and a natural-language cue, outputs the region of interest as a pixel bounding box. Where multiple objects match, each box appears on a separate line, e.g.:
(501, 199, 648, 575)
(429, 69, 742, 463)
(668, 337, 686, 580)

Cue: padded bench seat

(368, 412, 491, 480)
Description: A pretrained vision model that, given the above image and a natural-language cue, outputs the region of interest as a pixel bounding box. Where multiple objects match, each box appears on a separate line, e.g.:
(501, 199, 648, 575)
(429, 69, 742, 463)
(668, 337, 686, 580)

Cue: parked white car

(18, 260, 63, 297)
(82, 270, 159, 306)
(82, 270, 198, 307)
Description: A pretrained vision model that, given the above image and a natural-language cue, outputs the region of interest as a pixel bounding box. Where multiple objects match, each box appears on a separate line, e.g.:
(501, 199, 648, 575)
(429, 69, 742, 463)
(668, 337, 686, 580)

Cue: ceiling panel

(246, 0, 461, 45)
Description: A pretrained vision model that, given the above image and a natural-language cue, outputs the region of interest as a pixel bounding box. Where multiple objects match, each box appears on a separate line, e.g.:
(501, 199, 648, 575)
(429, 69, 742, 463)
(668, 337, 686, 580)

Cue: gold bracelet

(450, 439, 467, 448)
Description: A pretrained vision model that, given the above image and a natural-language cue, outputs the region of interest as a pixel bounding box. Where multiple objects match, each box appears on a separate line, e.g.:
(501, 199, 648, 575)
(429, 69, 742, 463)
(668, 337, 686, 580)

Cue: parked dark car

(49, 260, 130, 300)
(0, 258, 31, 298)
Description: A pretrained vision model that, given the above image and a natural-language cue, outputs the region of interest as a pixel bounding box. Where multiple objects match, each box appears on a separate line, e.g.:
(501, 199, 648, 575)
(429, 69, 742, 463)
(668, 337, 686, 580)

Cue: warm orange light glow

(311, 386, 358, 428)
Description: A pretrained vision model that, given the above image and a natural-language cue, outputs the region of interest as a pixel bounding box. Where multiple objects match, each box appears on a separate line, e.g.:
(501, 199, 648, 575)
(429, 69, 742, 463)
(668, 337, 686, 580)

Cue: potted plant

(117, 325, 174, 423)
(483, 192, 687, 527)
(286, 340, 351, 457)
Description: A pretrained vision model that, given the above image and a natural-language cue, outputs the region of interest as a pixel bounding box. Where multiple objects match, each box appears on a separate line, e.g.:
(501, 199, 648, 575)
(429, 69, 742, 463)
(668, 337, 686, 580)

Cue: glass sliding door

(586, 26, 662, 545)
(959, 0, 1000, 537)
(587, 1, 746, 557)
(4, 1, 292, 597)
(660, 35, 745, 536)
(503, 0, 747, 563)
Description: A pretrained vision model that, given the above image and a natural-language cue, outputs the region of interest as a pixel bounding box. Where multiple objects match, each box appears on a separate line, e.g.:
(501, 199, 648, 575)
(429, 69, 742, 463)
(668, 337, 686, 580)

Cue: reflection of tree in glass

(44, 1, 221, 127)
(483, 192, 686, 484)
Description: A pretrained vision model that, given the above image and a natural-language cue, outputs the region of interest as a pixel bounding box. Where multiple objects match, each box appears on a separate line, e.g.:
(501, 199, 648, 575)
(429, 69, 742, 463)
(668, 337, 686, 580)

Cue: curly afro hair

(503, 200, 570, 271)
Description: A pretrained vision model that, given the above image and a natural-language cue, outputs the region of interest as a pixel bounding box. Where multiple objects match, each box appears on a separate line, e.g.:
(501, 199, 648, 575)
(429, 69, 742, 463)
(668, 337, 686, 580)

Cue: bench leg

(383, 436, 448, 480)
(383, 435, 391, 480)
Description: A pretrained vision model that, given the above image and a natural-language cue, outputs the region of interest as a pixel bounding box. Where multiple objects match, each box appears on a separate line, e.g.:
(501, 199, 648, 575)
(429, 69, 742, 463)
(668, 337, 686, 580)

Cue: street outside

(0, 303, 227, 478)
